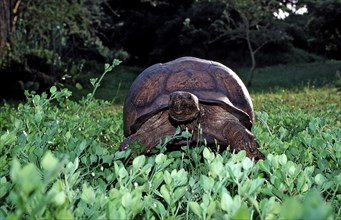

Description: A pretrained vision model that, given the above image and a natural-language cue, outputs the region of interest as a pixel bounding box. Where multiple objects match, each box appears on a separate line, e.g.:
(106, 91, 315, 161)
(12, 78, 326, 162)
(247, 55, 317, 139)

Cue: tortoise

(119, 56, 264, 161)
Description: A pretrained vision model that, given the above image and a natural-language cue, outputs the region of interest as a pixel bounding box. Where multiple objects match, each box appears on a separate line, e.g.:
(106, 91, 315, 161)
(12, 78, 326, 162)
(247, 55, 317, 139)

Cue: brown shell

(123, 57, 254, 136)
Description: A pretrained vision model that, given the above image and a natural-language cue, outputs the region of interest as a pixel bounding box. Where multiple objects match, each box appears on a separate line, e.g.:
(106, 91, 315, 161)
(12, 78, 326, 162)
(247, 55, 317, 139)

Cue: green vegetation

(1, 0, 340, 217)
(0, 61, 340, 219)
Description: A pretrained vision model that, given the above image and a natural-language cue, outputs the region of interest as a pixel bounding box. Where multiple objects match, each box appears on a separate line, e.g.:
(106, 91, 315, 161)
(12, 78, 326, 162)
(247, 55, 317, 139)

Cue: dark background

(0, 0, 340, 99)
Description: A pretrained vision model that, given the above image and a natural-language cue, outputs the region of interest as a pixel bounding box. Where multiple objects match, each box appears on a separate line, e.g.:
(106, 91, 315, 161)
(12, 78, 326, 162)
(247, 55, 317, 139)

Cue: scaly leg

(119, 111, 176, 154)
(223, 120, 264, 161)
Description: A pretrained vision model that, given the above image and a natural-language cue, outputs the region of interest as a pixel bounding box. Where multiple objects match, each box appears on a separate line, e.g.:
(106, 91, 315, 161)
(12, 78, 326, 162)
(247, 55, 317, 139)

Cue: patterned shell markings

(123, 57, 254, 137)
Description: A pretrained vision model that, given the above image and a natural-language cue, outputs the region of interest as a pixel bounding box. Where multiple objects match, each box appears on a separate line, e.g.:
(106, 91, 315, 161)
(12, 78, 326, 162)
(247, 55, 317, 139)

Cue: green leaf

(113, 59, 122, 66)
(173, 169, 188, 186)
(200, 175, 214, 193)
(203, 147, 215, 162)
(0, 131, 17, 148)
(90, 78, 98, 87)
(279, 154, 287, 165)
(279, 127, 288, 140)
(181, 130, 192, 139)
(141, 163, 153, 175)
(248, 178, 264, 195)
(314, 174, 326, 185)
(79, 140, 87, 152)
(301, 189, 333, 219)
(65, 131, 71, 141)
(14, 119, 23, 129)
(133, 155, 145, 170)
(160, 185, 171, 205)
(152, 172, 164, 189)
(287, 163, 296, 176)
(81, 184, 95, 204)
(240, 179, 251, 196)
(53, 191, 66, 206)
(0, 177, 11, 199)
(258, 160, 271, 174)
(173, 186, 186, 203)
(18, 163, 42, 195)
(10, 158, 21, 182)
(163, 170, 172, 186)
(121, 192, 132, 208)
(104, 63, 110, 71)
(221, 191, 233, 213)
(280, 198, 303, 219)
(119, 167, 128, 179)
(202, 193, 210, 207)
(210, 160, 224, 178)
(107, 205, 127, 220)
(106, 67, 112, 73)
(41, 151, 59, 172)
(242, 157, 253, 171)
(297, 174, 309, 193)
(155, 153, 167, 165)
(175, 126, 181, 135)
(57, 209, 74, 220)
(207, 200, 217, 218)
(189, 201, 202, 218)
(75, 82, 83, 90)
(66, 157, 79, 175)
(168, 151, 183, 159)
(232, 204, 250, 220)
(50, 86, 57, 94)
(152, 200, 166, 217)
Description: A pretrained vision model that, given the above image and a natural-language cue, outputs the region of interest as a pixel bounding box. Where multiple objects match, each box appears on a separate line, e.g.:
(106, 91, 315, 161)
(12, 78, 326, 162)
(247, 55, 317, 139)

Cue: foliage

(304, 0, 341, 59)
(0, 63, 340, 218)
(210, 0, 290, 86)
(0, 0, 113, 99)
(3, 1, 95, 65)
(2, 0, 340, 70)
(101, 0, 338, 69)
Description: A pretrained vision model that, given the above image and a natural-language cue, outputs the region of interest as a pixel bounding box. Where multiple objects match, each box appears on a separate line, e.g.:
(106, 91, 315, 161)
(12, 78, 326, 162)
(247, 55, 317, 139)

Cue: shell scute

(165, 70, 216, 92)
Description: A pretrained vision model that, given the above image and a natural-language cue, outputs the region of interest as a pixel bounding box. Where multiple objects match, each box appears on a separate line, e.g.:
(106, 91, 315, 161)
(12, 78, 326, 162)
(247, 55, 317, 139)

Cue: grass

(253, 87, 341, 111)
(238, 60, 341, 91)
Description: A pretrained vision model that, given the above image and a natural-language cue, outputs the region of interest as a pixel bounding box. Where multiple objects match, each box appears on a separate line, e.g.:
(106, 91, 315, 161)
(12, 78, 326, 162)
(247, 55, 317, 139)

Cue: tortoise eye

(187, 95, 192, 100)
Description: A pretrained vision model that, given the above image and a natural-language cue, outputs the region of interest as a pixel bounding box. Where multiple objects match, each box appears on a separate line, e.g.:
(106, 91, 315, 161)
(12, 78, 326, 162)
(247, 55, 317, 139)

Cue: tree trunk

(0, 0, 10, 57)
(246, 36, 256, 87)
(0, 0, 19, 58)
(242, 17, 256, 87)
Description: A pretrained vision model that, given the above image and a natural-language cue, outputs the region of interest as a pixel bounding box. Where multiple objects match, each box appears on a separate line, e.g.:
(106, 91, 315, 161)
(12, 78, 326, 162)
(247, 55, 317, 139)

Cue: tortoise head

(168, 91, 200, 123)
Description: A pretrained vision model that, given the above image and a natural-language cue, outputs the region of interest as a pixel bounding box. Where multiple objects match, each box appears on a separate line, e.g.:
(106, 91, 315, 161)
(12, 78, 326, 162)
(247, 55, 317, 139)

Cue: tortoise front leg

(223, 120, 264, 162)
(119, 111, 176, 154)
(119, 126, 175, 154)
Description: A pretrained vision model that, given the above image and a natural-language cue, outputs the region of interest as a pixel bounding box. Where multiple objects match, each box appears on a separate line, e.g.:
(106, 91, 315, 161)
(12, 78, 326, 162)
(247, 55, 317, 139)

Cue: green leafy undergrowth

(0, 86, 340, 219)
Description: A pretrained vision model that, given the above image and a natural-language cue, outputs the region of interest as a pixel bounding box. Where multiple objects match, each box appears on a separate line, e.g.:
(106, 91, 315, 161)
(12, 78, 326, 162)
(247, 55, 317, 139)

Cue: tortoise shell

(123, 56, 254, 137)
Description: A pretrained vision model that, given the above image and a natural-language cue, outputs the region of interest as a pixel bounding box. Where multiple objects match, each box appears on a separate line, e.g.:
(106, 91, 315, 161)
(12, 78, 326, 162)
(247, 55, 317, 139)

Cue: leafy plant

(0, 62, 340, 218)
